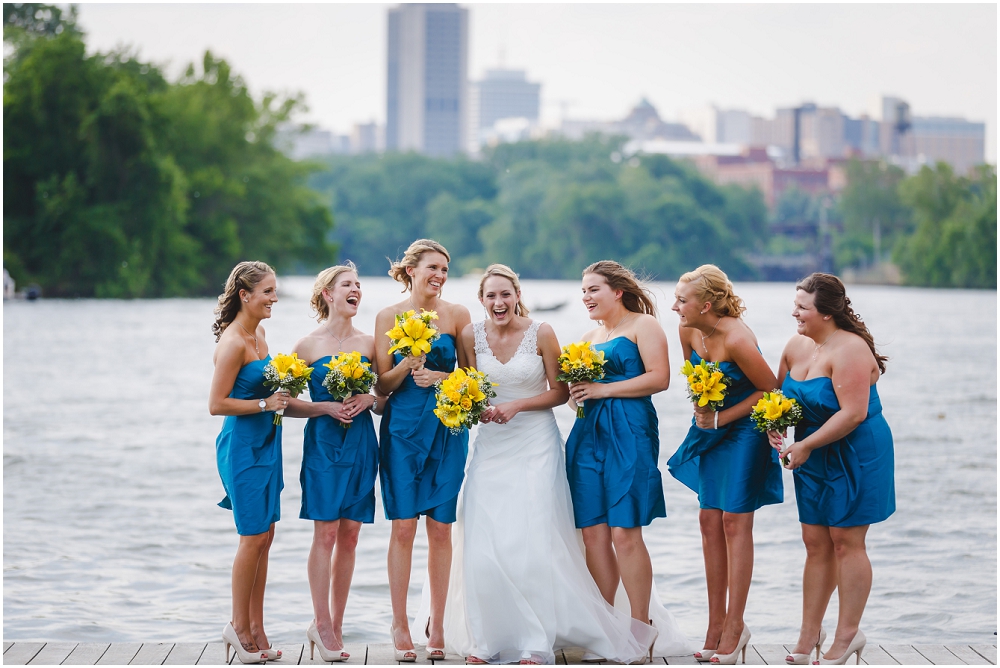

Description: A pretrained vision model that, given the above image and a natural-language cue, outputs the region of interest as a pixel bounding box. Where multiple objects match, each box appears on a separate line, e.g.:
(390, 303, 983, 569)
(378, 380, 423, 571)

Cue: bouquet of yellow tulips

(680, 359, 729, 411)
(433, 367, 497, 435)
(751, 390, 803, 466)
(386, 309, 440, 358)
(322, 351, 378, 428)
(556, 341, 607, 418)
(263, 352, 313, 425)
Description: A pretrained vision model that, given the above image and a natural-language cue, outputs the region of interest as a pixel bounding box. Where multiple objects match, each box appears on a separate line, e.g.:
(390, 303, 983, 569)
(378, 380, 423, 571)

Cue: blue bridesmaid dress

(299, 356, 378, 523)
(782, 375, 895, 527)
(379, 334, 469, 523)
(667, 351, 783, 513)
(565, 337, 667, 529)
(215, 356, 283, 536)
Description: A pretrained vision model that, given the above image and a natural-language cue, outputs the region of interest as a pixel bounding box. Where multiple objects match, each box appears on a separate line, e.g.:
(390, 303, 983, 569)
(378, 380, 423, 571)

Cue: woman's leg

(388, 518, 418, 651)
(425, 516, 453, 649)
(699, 509, 727, 652)
(231, 529, 271, 651)
(716, 512, 754, 654)
(308, 520, 340, 648)
(823, 525, 871, 660)
(581, 523, 620, 605)
(788, 524, 838, 657)
(611, 526, 653, 621)
(330, 520, 363, 645)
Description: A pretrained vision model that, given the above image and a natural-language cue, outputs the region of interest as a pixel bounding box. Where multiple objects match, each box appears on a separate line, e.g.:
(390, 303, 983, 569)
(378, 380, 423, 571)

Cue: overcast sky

(77, 3, 997, 160)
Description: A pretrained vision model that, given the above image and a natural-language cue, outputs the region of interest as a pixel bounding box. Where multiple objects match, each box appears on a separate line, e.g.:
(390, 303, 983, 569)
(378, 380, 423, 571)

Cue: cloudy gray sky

(77, 3, 997, 160)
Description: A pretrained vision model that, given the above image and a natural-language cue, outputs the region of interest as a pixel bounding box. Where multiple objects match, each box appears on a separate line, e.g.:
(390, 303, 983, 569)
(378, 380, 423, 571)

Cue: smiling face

(408, 251, 449, 297)
(792, 289, 828, 337)
(581, 272, 622, 322)
(324, 270, 361, 319)
(241, 273, 277, 320)
(480, 274, 519, 327)
(672, 280, 712, 328)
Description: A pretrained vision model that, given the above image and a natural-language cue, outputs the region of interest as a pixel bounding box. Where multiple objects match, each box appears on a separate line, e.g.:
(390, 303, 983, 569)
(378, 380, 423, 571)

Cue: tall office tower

(386, 4, 468, 156)
(473, 69, 540, 136)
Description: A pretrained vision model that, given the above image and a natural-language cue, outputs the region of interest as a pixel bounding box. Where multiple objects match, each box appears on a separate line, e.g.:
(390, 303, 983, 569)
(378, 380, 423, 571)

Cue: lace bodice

(473, 320, 547, 400)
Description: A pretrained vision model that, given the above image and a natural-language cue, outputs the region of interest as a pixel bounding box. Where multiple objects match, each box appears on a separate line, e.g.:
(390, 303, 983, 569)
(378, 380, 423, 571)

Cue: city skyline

(77, 3, 997, 161)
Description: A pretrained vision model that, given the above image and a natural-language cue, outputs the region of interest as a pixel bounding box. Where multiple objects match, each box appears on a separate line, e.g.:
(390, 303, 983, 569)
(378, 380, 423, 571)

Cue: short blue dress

(667, 350, 783, 513)
(216, 356, 283, 536)
(379, 334, 468, 523)
(782, 375, 895, 527)
(299, 355, 378, 523)
(565, 337, 667, 529)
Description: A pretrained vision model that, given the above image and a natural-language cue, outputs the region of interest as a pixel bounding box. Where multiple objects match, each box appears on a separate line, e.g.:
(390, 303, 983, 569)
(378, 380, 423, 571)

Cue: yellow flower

(387, 325, 406, 341)
(697, 373, 726, 407)
(691, 381, 705, 394)
(680, 360, 695, 377)
(270, 353, 298, 379)
(434, 404, 464, 429)
(460, 397, 472, 410)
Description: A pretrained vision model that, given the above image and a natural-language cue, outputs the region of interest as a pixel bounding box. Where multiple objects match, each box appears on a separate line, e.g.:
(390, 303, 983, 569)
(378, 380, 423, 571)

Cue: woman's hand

(569, 381, 606, 404)
(693, 404, 716, 429)
(342, 393, 375, 419)
(767, 429, 786, 451)
(411, 366, 444, 388)
(264, 391, 289, 412)
(486, 401, 521, 425)
(326, 401, 354, 425)
(781, 439, 812, 470)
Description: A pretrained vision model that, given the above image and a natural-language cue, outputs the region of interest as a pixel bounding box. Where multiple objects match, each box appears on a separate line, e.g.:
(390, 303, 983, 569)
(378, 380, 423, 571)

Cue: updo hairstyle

(478, 264, 530, 317)
(388, 239, 451, 293)
(678, 264, 746, 318)
(212, 260, 275, 341)
(796, 273, 887, 374)
(583, 260, 657, 317)
(310, 261, 359, 322)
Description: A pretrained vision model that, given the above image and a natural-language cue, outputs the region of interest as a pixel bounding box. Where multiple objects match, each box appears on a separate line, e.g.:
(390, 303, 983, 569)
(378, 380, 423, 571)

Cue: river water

(3, 278, 996, 646)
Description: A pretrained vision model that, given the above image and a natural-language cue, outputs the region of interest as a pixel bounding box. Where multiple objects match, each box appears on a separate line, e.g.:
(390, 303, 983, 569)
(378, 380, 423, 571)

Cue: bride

(415, 264, 687, 664)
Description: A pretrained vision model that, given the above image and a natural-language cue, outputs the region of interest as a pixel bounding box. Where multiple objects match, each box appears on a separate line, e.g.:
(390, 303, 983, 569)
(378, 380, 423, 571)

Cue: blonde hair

(478, 264, 530, 316)
(583, 260, 657, 316)
(310, 261, 358, 322)
(678, 264, 746, 318)
(387, 239, 451, 292)
(212, 261, 275, 341)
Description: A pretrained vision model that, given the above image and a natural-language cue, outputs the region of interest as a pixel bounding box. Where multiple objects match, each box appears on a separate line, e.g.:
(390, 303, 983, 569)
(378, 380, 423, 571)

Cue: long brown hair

(583, 260, 656, 317)
(212, 261, 275, 342)
(796, 273, 887, 374)
(478, 264, 530, 316)
(387, 239, 451, 293)
(678, 264, 746, 318)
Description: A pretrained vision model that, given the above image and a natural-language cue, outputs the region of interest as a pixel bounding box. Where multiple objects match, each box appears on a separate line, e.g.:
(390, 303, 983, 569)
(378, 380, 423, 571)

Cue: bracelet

(714, 411, 719, 430)
(372, 397, 379, 412)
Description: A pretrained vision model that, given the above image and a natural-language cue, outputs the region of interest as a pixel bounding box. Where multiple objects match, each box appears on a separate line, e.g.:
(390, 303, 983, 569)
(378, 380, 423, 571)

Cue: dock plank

(365, 642, 401, 665)
(3, 643, 12, 653)
(753, 643, 790, 665)
(163, 643, 207, 665)
(860, 645, 899, 665)
(2, 643, 45, 665)
(971, 646, 998, 665)
(299, 641, 365, 664)
(882, 644, 932, 665)
(949, 646, 993, 665)
(62, 643, 111, 665)
(743, 645, 766, 665)
(664, 654, 698, 664)
(27, 642, 77, 665)
(195, 642, 230, 665)
(130, 643, 174, 665)
(914, 645, 968, 664)
(96, 642, 142, 665)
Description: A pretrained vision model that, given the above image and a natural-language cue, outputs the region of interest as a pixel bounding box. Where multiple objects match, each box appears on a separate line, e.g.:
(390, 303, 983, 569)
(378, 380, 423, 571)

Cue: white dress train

(413, 320, 691, 664)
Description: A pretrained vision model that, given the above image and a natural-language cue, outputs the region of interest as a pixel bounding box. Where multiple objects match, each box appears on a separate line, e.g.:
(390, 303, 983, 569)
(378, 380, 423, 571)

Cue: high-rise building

(469, 68, 540, 150)
(910, 117, 986, 174)
(386, 3, 468, 156)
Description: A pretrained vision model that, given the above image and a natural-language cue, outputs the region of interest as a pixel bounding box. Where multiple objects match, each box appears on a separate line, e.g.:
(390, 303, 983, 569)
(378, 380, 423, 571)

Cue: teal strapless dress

(782, 376, 895, 527)
(299, 356, 378, 523)
(565, 337, 667, 529)
(667, 350, 783, 513)
(215, 356, 283, 536)
(379, 334, 469, 523)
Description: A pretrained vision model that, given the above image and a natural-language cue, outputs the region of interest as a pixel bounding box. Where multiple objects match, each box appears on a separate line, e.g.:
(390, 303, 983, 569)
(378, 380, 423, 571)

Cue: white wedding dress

(414, 320, 691, 664)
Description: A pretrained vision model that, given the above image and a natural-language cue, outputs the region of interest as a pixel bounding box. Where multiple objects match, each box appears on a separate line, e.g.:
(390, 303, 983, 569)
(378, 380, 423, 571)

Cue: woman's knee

(391, 519, 418, 545)
(582, 525, 611, 551)
(313, 521, 340, 551)
(830, 527, 868, 560)
(611, 527, 644, 558)
(699, 509, 724, 536)
(338, 522, 362, 552)
(425, 518, 452, 546)
(721, 511, 753, 538)
(240, 531, 271, 554)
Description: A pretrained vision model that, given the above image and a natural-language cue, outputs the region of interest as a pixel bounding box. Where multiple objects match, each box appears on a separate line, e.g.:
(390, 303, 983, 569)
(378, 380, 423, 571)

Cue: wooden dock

(2, 642, 996, 665)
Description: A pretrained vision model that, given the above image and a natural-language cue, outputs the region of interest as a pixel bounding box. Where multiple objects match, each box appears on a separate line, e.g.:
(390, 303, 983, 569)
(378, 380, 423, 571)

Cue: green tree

(836, 159, 911, 269)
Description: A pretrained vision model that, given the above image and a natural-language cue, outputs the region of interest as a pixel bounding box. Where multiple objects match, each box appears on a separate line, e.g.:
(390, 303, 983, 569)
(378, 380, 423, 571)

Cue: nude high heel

(389, 624, 417, 662)
(628, 619, 659, 665)
(424, 619, 446, 660)
(223, 622, 265, 664)
(786, 628, 826, 665)
(814, 630, 865, 665)
(710, 626, 751, 665)
(307, 621, 349, 662)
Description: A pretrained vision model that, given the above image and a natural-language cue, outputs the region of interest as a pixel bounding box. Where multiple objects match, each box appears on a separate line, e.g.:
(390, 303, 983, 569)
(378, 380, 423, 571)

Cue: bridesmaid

(666, 264, 782, 665)
(374, 239, 472, 662)
(565, 261, 669, 629)
(284, 262, 378, 662)
(771, 274, 893, 666)
(209, 261, 287, 664)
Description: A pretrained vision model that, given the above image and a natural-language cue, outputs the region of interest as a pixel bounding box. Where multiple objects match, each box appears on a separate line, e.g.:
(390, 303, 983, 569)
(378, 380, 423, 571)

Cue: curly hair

(678, 264, 746, 318)
(796, 273, 887, 374)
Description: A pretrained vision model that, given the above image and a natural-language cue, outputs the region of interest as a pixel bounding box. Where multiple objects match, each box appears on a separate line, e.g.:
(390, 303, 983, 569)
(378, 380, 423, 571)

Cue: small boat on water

(532, 301, 567, 312)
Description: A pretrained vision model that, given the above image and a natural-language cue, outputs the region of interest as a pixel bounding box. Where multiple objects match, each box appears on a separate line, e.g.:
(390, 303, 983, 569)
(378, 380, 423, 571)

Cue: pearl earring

(244, 298, 249, 303)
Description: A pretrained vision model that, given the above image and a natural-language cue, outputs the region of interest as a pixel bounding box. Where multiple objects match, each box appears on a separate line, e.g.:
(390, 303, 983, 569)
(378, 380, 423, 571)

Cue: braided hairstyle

(212, 261, 275, 342)
(796, 273, 887, 374)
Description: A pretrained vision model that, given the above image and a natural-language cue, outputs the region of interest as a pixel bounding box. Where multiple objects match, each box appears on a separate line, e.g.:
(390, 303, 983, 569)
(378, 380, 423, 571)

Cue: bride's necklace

(812, 330, 837, 360)
(235, 320, 259, 356)
(700, 317, 721, 355)
(604, 312, 633, 342)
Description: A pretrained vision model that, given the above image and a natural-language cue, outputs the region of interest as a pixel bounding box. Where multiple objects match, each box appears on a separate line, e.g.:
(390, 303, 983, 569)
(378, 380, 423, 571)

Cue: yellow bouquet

(433, 367, 498, 435)
(680, 359, 729, 411)
(386, 309, 440, 357)
(751, 389, 803, 466)
(263, 352, 313, 425)
(557, 341, 607, 418)
(322, 351, 378, 428)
